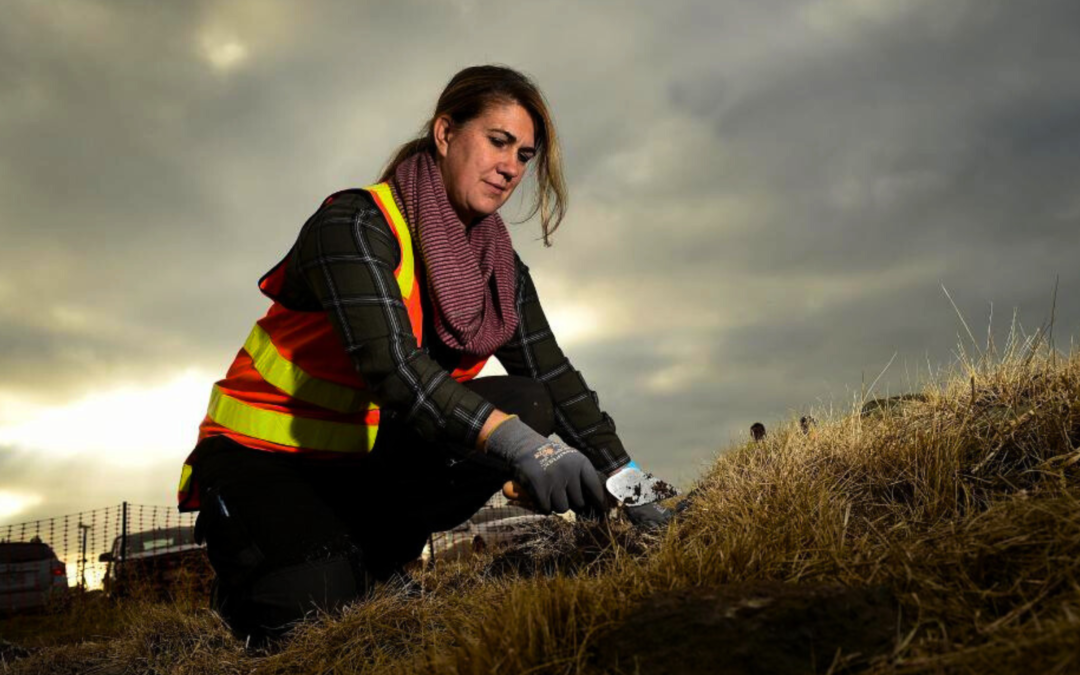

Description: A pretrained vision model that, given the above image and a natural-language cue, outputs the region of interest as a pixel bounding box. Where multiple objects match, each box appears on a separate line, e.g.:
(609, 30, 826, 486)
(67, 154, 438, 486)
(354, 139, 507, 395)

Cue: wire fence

(1, 503, 197, 595)
(1, 492, 550, 609)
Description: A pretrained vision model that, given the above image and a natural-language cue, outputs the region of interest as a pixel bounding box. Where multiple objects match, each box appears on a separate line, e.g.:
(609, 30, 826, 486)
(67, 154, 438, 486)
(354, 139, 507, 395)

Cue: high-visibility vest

(177, 183, 489, 510)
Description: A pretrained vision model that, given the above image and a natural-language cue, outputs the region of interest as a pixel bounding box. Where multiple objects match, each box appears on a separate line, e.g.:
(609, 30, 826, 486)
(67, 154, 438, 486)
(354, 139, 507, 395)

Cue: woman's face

(434, 101, 537, 224)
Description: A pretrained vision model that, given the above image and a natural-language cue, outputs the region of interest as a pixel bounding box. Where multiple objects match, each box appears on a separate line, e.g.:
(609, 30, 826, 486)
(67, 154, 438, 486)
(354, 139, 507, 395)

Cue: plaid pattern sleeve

(494, 255, 633, 476)
(289, 191, 495, 449)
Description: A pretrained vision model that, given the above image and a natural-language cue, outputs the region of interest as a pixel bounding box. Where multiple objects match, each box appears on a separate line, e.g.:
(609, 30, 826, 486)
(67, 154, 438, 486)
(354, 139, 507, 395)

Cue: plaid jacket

(269, 189, 631, 476)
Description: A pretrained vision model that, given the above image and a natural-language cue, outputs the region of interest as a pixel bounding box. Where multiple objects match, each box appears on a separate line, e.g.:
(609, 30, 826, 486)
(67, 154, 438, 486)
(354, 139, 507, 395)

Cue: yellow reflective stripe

(243, 324, 376, 415)
(207, 385, 377, 453)
(177, 463, 193, 496)
(364, 182, 416, 300)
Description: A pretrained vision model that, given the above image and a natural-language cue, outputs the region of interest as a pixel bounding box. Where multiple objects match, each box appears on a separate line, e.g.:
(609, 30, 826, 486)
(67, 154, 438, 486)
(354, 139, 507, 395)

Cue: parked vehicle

(421, 505, 549, 564)
(471, 511, 550, 552)
(0, 540, 68, 614)
(99, 526, 210, 598)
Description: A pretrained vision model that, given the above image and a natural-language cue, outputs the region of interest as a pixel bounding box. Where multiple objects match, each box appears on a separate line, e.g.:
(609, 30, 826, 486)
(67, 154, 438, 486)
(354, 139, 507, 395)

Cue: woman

(177, 65, 672, 644)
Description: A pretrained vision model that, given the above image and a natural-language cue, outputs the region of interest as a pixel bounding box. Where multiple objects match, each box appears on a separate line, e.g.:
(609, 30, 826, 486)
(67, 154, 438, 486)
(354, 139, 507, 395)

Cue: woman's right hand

(483, 415, 605, 515)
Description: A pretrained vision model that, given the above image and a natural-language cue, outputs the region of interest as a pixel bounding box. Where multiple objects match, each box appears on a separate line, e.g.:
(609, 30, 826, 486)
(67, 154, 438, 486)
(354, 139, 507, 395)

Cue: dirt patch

(597, 583, 898, 675)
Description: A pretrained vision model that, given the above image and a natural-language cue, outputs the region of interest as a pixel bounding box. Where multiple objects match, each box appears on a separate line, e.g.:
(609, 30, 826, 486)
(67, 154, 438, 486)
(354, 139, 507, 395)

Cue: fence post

(120, 502, 129, 564)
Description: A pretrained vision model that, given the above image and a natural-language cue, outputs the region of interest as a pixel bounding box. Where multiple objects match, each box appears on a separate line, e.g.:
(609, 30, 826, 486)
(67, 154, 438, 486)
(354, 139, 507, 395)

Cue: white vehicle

(0, 541, 69, 614)
(421, 504, 549, 565)
(470, 513, 550, 552)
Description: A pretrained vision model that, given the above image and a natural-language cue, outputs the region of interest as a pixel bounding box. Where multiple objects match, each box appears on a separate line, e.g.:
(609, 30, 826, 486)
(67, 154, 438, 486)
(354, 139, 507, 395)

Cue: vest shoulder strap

(363, 183, 423, 347)
(363, 183, 416, 302)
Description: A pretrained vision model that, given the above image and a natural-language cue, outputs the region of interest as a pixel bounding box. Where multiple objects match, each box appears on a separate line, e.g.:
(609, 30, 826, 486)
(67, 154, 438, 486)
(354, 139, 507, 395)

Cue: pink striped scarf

(391, 151, 518, 356)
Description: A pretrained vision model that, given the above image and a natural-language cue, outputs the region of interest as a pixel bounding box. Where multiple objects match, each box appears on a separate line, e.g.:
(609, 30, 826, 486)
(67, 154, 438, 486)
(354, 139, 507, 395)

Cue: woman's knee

(216, 553, 368, 644)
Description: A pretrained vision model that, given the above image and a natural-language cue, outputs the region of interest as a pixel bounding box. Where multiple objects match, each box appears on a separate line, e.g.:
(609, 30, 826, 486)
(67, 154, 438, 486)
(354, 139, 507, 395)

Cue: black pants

(193, 376, 553, 643)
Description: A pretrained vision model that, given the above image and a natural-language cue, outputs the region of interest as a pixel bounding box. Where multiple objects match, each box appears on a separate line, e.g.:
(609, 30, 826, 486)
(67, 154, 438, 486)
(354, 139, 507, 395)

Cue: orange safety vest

(177, 183, 488, 510)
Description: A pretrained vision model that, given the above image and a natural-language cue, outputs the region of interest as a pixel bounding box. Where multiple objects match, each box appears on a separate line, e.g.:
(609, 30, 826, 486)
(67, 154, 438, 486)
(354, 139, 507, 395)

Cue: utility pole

(120, 502, 128, 564)
(78, 522, 91, 590)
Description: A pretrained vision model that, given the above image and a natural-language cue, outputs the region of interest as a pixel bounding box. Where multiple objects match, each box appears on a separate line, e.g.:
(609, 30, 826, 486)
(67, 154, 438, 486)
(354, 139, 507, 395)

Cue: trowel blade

(605, 467, 678, 507)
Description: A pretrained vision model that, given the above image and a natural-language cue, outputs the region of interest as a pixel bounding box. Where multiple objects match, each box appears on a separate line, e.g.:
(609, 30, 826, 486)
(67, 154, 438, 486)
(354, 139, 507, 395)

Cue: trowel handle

(502, 480, 526, 501)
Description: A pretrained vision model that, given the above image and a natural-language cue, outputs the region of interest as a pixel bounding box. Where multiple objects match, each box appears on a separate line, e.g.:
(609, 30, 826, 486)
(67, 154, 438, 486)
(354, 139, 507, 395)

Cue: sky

(2, 0, 1079, 526)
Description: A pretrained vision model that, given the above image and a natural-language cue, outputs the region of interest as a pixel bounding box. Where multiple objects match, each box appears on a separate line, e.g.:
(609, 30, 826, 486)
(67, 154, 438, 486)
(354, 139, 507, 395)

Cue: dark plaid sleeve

(494, 255, 633, 476)
(288, 191, 494, 449)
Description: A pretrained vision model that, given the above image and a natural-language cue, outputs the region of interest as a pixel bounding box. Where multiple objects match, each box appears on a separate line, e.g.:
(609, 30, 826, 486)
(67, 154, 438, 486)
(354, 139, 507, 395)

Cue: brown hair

(379, 65, 567, 246)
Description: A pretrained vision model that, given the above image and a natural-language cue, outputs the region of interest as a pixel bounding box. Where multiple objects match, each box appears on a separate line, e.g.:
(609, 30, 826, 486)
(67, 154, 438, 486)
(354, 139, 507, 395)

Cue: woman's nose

(496, 158, 519, 182)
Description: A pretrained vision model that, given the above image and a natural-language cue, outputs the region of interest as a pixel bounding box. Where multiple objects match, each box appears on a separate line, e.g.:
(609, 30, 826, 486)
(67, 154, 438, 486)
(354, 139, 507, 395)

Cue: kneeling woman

(177, 65, 672, 644)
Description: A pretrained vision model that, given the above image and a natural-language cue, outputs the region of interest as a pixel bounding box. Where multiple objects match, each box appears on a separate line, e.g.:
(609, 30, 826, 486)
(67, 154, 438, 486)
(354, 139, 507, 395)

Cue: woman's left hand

(624, 502, 674, 530)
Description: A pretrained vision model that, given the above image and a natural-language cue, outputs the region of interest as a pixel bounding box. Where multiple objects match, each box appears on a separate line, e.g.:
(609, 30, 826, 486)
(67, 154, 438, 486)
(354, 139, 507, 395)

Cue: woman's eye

(518, 152, 533, 164)
(490, 137, 507, 148)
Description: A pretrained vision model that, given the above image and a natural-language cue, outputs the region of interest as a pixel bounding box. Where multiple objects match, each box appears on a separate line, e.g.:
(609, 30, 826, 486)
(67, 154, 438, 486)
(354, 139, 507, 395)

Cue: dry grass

(5, 337, 1080, 674)
(0, 590, 127, 649)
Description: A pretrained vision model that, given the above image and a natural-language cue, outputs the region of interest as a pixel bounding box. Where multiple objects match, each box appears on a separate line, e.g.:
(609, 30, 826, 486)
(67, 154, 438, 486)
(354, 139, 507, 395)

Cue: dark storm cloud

(2, 0, 1079, 498)
(0, 0, 662, 396)
(655, 0, 1080, 273)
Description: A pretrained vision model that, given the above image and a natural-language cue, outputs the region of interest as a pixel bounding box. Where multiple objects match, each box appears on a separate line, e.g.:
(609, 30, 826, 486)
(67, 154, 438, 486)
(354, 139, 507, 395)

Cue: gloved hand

(485, 415, 606, 515)
(625, 502, 674, 530)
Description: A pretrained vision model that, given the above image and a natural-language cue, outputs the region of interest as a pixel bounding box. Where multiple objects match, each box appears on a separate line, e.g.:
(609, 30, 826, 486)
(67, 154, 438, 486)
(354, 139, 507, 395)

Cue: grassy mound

(5, 345, 1080, 674)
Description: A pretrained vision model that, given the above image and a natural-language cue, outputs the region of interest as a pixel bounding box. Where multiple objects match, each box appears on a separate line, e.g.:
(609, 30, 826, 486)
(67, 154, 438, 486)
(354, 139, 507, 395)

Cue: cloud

(0, 370, 211, 466)
(0, 445, 183, 527)
(1, 0, 1078, 502)
(0, 489, 43, 523)
(200, 35, 249, 72)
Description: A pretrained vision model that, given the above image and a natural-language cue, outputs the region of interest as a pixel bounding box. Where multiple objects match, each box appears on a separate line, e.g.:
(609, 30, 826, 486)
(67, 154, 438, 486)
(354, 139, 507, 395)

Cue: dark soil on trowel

(597, 582, 898, 675)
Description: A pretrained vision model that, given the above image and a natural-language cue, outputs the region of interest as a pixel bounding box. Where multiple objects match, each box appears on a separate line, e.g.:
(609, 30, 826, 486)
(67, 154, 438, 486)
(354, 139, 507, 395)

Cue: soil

(596, 582, 898, 675)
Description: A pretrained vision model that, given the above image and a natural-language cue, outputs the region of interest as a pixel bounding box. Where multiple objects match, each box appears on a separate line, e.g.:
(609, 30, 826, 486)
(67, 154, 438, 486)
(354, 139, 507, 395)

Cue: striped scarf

(391, 151, 518, 356)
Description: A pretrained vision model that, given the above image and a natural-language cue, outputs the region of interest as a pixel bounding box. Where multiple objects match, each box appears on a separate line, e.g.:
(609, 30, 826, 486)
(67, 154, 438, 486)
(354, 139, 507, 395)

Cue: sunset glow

(0, 371, 212, 467)
(0, 490, 43, 522)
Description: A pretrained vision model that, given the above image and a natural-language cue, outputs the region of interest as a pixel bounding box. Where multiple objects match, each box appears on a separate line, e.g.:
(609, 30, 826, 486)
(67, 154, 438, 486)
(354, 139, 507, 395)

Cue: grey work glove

(625, 502, 674, 530)
(485, 416, 606, 515)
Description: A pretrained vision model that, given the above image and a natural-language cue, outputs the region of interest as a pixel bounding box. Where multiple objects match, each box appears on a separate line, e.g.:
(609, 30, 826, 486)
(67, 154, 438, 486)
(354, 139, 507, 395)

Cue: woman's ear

(433, 114, 455, 159)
